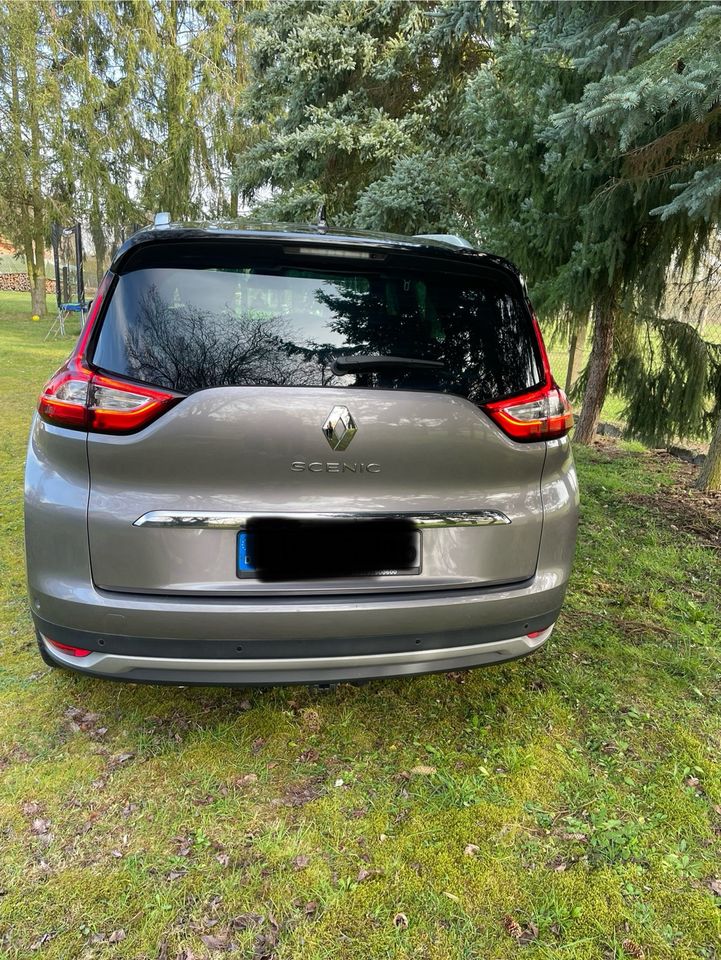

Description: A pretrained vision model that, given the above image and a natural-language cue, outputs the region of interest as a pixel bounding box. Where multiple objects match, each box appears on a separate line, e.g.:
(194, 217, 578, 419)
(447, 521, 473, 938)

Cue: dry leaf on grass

(251, 930, 277, 960)
(234, 773, 258, 787)
(464, 843, 480, 857)
(280, 780, 323, 808)
(393, 913, 409, 929)
(175, 836, 193, 856)
(229, 913, 263, 931)
(200, 932, 231, 951)
(518, 921, 538, 945)
(64, 706, 104, 735)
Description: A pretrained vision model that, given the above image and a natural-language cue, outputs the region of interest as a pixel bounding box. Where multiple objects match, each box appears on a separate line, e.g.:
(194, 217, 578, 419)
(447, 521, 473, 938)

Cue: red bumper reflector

(45, 637, 92, 658)
(526, 629, 547, 639)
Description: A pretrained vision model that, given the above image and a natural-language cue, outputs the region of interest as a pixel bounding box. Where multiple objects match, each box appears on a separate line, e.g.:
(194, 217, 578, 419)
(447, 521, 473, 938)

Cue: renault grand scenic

(25, 220, 579, 685)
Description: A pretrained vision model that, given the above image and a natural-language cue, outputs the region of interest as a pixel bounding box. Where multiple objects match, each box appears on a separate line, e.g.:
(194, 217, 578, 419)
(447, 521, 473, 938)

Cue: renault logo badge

(322, 405, 357, 451)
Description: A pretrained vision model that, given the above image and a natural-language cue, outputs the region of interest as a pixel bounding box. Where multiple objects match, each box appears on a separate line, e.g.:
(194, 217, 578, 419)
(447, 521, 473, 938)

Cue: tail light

(39, 361, 181, 434)
(482, 313, 573, 442)
(484, 384, 573, 441)
(37, 273, 182, 434)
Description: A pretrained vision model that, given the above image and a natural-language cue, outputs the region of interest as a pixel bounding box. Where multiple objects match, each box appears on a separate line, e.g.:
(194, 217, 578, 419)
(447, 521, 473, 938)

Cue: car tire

(35, 632, 59, 668)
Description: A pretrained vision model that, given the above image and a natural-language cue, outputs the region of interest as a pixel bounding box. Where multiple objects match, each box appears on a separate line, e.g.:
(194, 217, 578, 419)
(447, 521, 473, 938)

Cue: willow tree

(0, 1, 64, 314)
(207, 0, 258, 218)
(131, 0, 254, 220)
(53, 1, 146, 278)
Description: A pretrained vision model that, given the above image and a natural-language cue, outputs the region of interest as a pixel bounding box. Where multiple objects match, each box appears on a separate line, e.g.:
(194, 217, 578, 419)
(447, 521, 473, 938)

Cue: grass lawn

(1, 290, 720, 959)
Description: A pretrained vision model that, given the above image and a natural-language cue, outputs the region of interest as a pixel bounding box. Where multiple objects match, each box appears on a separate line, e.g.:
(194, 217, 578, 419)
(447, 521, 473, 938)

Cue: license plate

(237, 518, 421, 581)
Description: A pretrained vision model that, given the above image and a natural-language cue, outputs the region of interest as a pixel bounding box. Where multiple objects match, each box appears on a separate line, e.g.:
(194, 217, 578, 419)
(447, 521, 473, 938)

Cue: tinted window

(92, 253, 543, 404)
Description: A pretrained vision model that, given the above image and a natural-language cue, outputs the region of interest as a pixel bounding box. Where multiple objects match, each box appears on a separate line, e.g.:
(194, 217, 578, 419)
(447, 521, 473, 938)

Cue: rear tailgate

(86, 386, 545, 595)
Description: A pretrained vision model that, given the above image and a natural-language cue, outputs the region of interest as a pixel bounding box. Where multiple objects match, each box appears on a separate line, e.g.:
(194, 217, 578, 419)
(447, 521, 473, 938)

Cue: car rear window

(91, 246, 543, 404)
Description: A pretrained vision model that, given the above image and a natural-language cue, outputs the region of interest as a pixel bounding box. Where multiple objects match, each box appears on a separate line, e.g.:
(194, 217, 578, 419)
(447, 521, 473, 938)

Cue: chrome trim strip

(133, 509, 511, 529)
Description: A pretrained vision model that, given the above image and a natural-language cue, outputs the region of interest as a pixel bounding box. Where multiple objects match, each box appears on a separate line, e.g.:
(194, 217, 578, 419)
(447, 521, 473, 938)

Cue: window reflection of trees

(122, 287, 337, 392)
(115, 276, 542, 403)
(320, 281, 542, 403)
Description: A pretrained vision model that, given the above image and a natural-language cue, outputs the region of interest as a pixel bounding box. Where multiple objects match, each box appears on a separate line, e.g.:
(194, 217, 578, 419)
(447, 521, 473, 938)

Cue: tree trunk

(573, 298, 615, 444)
(24, 233, 47, 317)
(31, 218, 47, 316)
(28, 49, 47, 316)
(565, 316, 588, 395)
(226, 4, 248, 219)
(696, 414, 721, 492)
(11, 60, 46, 316)
(30, 275, 46, 316)
(90, 216, 107, 284)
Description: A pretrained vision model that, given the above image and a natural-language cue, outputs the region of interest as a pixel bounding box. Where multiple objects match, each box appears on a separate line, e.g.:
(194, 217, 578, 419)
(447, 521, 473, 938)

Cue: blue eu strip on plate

(237, 532, 254, 572)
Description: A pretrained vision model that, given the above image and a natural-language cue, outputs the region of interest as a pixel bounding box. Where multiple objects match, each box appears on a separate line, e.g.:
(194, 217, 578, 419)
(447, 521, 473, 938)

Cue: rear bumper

(38, 625, 554, 685)
(31, 565, 568, 685)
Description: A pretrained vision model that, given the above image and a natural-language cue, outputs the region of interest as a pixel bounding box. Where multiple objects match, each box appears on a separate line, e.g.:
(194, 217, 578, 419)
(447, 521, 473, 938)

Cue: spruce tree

(233, 0, 494, 229)
(462, 1, 721, 445)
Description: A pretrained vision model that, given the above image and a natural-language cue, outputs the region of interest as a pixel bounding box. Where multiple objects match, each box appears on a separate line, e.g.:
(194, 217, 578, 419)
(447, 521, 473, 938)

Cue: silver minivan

(25, 221, 578, 685)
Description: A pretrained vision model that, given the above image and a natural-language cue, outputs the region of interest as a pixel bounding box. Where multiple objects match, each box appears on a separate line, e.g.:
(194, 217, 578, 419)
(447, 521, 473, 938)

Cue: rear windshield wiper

(331, 354, 446, 375)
